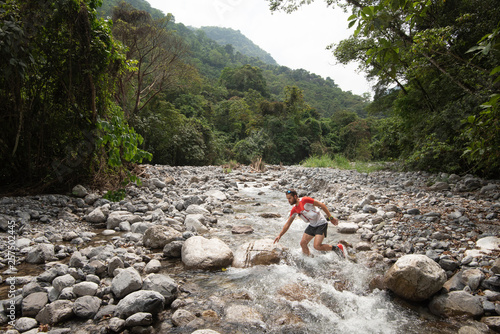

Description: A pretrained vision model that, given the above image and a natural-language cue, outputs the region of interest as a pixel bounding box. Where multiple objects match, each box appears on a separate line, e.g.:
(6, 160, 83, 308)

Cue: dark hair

(286, 189, 297, 197)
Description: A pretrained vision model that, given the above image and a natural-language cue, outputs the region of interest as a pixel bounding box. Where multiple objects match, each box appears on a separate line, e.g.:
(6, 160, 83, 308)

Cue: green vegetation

(2, 0, 498, 194)
(301, 154, 386, 173)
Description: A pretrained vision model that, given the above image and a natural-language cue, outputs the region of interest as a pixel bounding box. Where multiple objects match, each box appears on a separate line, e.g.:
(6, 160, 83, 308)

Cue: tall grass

(301, 155, 387, 173)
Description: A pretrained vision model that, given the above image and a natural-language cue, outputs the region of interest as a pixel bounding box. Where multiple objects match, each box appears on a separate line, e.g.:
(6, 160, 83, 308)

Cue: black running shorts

(304, 223, 328, 237)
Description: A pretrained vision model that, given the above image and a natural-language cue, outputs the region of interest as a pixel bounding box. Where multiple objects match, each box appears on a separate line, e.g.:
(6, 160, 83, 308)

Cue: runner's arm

(313, 200, 338, 225)
(274, 215, 295, 243)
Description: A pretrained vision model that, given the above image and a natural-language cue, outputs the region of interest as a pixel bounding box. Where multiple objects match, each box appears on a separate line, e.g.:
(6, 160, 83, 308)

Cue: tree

(111, 2, 197, 118)
(220, 64, 270, 97)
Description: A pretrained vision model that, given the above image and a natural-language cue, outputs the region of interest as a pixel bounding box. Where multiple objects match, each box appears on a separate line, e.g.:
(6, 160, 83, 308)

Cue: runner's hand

(329, 216, 338, 226)
(274, 235, 281, 243)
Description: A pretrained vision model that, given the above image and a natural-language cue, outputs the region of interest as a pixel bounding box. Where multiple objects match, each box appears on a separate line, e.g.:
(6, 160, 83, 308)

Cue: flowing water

(165, 182, 460, 334)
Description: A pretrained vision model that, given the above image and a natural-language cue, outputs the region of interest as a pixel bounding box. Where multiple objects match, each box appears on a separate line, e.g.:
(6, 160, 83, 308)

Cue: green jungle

(1, 0, 499, 195)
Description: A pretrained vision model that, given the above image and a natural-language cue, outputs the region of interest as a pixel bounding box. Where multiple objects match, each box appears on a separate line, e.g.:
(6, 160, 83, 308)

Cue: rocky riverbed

(0, 164, 499, 333)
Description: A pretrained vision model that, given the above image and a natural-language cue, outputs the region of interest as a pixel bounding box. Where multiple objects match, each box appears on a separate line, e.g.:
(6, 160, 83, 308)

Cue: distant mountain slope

(199, 26, 278, 66)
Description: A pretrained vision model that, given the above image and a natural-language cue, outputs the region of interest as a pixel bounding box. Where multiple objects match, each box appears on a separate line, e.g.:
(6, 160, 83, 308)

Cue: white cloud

(146, 0, 372, 96)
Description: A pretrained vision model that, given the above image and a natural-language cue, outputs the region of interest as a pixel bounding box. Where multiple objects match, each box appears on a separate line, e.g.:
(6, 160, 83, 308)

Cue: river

(161, 181, 460, 334)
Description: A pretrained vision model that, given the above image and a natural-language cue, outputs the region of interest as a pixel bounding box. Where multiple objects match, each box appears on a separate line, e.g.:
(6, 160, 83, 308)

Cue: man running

(274, 189, 345, 258)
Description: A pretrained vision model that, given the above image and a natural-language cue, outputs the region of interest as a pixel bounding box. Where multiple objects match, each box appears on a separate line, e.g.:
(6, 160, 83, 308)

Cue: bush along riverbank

(0, 164, 499, 333)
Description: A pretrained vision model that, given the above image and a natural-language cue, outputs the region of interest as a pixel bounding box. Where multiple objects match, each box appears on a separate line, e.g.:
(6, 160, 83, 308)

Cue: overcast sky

(145, 0, 372, 97)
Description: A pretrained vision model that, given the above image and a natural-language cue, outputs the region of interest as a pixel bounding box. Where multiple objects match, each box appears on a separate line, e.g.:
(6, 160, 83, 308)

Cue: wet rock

(181, 236, 233, 270)
(231, 225, 254, 234)
(115, 290, 165, 318)
(171, 309, 196, 327)
(205, 190, 227, 201)
(232, 238, 286, 268)
(384, 254, 447, 301)
(143, 225, 183, 249)
(111, 267, 142, 298)
(35, 300, 74, 325)
(184, 214, 209, 234)
(429, 291, 483, 317)
(225, 304, 264, 327)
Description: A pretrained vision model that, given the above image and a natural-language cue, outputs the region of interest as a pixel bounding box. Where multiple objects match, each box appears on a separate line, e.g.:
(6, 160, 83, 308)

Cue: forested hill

(198, 26, 278, 66)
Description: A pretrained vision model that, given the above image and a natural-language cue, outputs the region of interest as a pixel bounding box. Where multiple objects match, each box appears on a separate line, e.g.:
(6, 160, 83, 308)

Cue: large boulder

(115, 290, 165, 318)
(429, 291, 484, 317)
(143, 225, 182, 249)
(25, 244, 55, 264)
(181, 236, 233, 270)
(232, 239, 286, 268)
(383, 254, 446, 301)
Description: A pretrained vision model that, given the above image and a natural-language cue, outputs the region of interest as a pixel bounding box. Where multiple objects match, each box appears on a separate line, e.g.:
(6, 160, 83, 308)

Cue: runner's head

(285, 189, 298, 205)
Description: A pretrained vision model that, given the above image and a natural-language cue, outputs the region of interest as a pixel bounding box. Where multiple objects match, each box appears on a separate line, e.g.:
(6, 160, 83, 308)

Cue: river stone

(184, 214, 209, 234)
(111, 267, 142, 298)
(144, 259, 162, 274)
(185, 204, 209, 215)
(205, 189, 227, 201)
(481, 317, 500, 332)
(25, 244, 55, 264)
(231, 225, 254, 234)
(115, 290, 165, 318)
(86, 207, 107, 224)
(429, 291, 484, 317)
(73, 281, 98, 296)
(125, 312, 153, 326)
(72, 185, 88, 197)
(106, 211, 142, 229)
(462, 269, 485, 291)
(69, 251, 86, 268)
(181, 236, 234, 270)
(52, 274, 76, 293)
(225, 304, 264, 327)
(107, 256, 125, 276)
(171, 309, 196, 327)
(35, 300, 74, 325)
(14, 317, 38, 332)
(191, 330, 222, 334)
(232, 238, 286, 268)
(350, 213, 370, 223)
(142, 273, 178, 306)
(143, 225, 182, 249)
(22, 292, 48, 317)
(109, 317, 126, 332)
(384, 254, 447, 301)
(337, 222, 358, 234)
(73, 296, 102, 318)
(163, 240, 184, 258)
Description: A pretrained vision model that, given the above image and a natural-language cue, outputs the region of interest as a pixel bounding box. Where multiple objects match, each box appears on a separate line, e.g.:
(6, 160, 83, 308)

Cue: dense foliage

(3, 0, 496, 193)
(269, 0, 500, 177)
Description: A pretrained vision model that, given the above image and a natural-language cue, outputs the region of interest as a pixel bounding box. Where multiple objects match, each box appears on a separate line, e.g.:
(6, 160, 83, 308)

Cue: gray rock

(232, 239, 286, 268)
(225, 304, 264, 327)
(462, 269, 485, 291)
(108, 317, 126, 332)
(143, 225, 182, 249)
(171, 309, 196, 327)
(384, 254, 447, 301)
(115, 290, 165, 318)
(15, 317, 38, 332)
(73, 281, 99, 297)
(181, 236, 234, 270)
(111, 267, 142, 299)
(35, 300, 74, 325)
(125, 312, 153, 327)
(68, 251, 86, 268)
(337, 222, 358, 234)
(72, 185, 88, 198)
(142, 274, 178, 306)
(25, 244, 55, 264)
(86, 207, 107, 224)
(52, 274, 76, 293)
(106, 211, 142, 230)
(21, 294, 48, 315)
(107, 256, 125, 277)
(72, 296, 101, 318)
(429, 291, 483, 317)
(163, 240, 184, 258)
(143, 259, 161, 274)
(184, 214, 209, 234)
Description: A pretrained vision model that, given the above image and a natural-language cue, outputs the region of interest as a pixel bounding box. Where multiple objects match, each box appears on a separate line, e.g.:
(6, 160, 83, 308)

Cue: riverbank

(0, 165, 499, 333)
